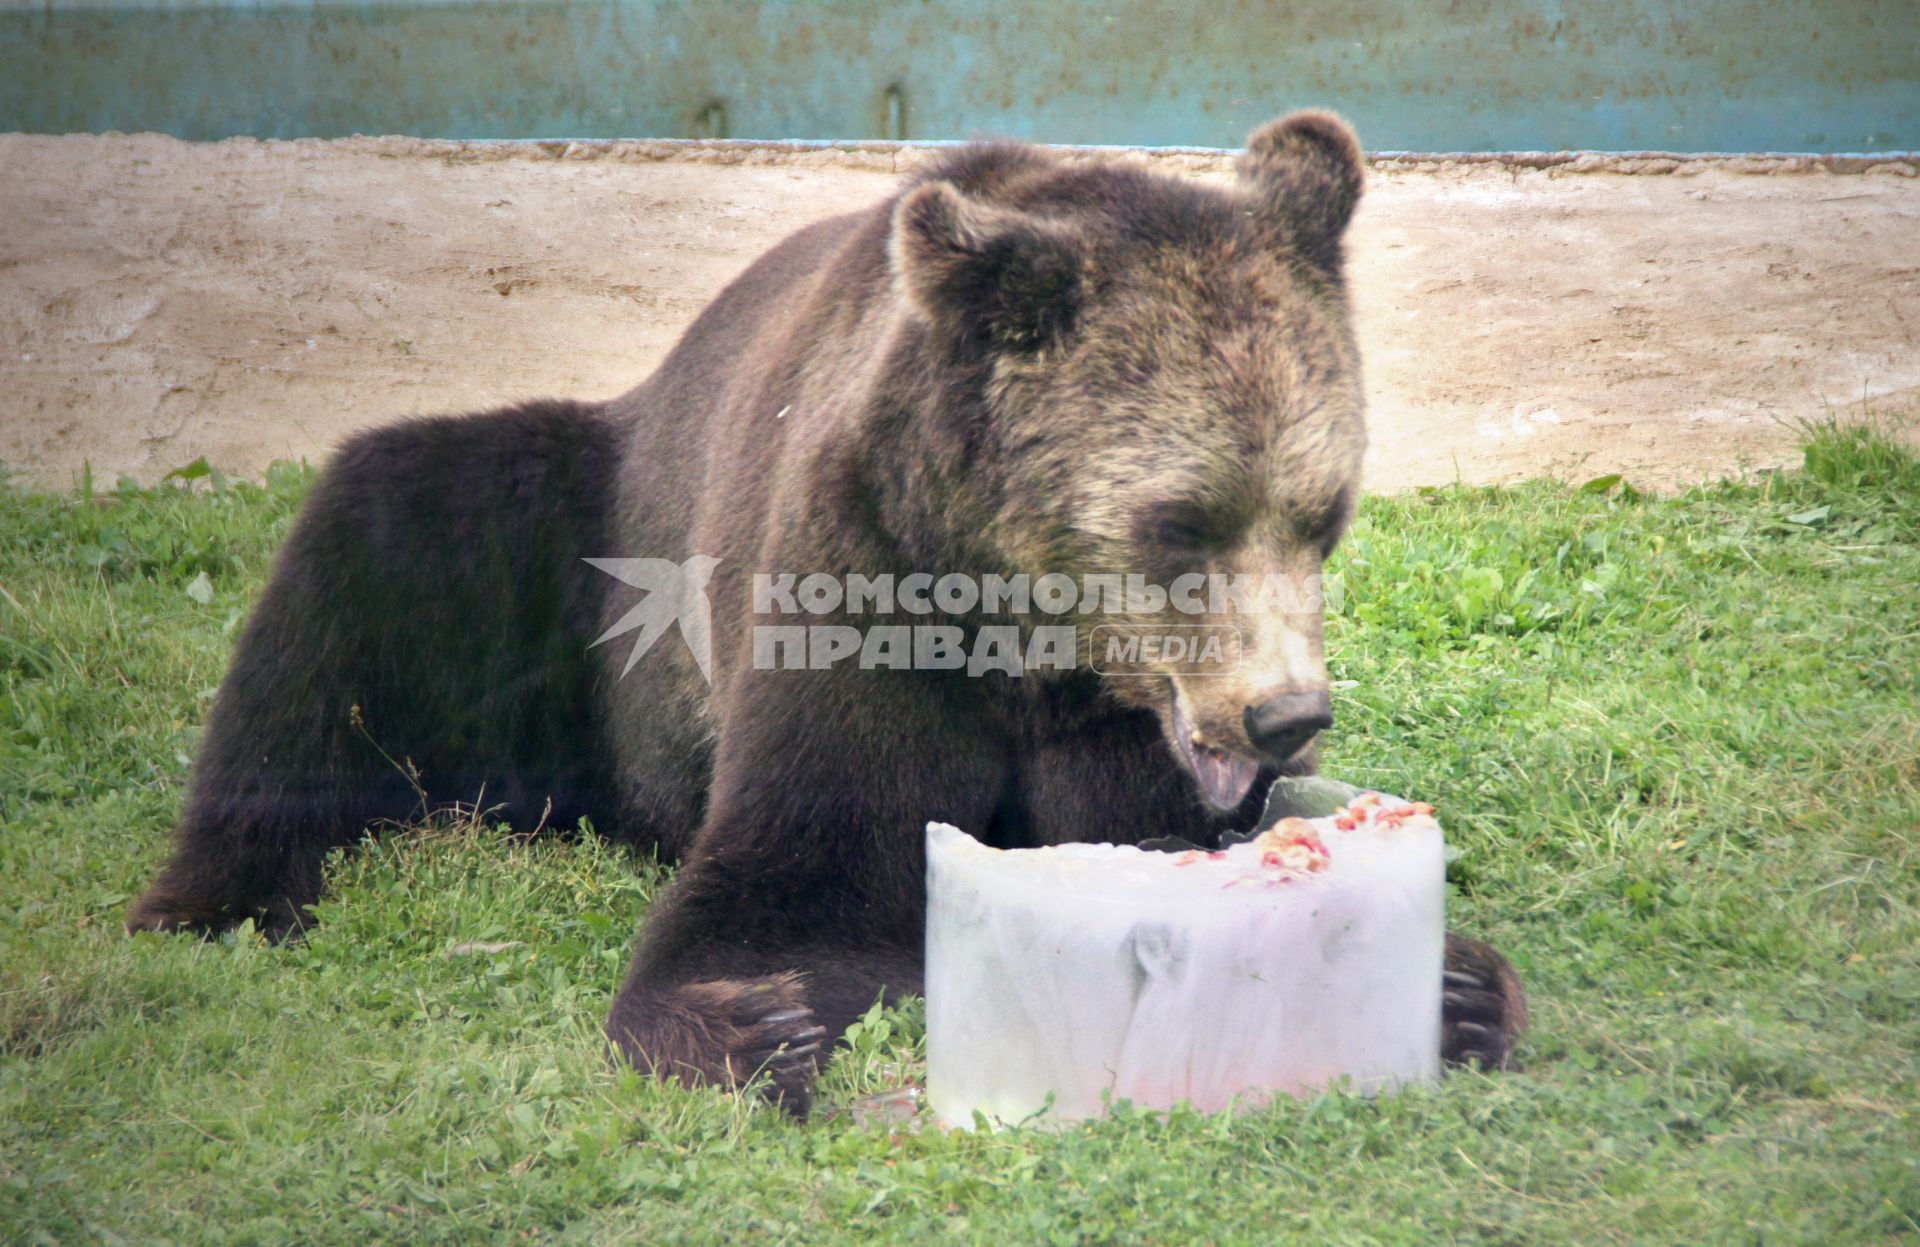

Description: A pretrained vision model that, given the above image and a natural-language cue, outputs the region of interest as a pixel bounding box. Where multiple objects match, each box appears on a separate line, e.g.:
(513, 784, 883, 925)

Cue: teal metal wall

(2, 1, 1915, 152)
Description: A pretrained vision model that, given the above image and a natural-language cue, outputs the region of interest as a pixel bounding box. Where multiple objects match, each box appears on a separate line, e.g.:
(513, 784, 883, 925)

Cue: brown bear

(127, 112, 1526, 1115)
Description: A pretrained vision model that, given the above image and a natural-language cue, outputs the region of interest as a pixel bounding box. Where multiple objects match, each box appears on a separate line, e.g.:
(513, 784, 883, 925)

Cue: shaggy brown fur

(129, 113, 1526, 1116)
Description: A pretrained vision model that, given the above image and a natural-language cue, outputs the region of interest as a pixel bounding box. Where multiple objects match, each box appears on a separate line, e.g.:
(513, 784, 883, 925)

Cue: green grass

(3, 423, 1917, 1245)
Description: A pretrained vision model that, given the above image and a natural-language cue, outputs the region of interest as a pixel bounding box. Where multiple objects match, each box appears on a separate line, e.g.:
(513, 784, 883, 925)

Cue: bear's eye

(1140, 503, 1220, 553)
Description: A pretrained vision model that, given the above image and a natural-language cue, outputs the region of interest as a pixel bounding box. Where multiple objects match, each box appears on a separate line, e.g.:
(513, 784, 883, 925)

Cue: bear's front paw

(126, 887, 312, 942)
(607, 973, 829, 1118)
(125, 887, 231, 937)
(1440, 933, 1529, 1071)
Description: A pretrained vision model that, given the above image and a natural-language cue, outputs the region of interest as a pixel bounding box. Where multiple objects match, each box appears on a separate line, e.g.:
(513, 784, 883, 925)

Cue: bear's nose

(1243, 689, 1333, 761)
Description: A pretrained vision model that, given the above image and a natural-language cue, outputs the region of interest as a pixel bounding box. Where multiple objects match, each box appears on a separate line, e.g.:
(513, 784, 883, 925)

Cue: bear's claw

(722, 985, 828, 1114)
(126, 888, 242, 938)
(754, 1007, 812, 1027)
(1440, 934, 1529, 1071)
(126, 888, 311, 942)
(608, 973, 829, 1117)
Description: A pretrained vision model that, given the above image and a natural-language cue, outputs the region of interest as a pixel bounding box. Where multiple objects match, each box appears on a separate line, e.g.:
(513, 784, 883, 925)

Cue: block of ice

(925, 790, 1445, 1129)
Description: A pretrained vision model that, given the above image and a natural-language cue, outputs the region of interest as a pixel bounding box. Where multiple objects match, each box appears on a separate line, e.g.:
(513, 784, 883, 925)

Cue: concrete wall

(3, 0, 1916, 151)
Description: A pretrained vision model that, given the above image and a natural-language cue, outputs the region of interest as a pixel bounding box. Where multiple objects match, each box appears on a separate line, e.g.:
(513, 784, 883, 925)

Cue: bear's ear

(1237, 111, 1365, 273)
(890, 181, 1084, 354)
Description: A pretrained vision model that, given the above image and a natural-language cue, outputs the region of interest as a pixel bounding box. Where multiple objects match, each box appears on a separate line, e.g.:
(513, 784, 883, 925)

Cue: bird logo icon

(584, 555, 722, 683)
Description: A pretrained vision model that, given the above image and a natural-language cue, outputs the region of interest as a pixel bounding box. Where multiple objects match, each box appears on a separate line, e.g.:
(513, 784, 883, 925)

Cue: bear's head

(889, 113, 1367, 814)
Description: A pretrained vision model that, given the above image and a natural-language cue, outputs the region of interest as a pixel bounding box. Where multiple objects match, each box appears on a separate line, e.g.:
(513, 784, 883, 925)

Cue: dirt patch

(1, 133, 1916, 491)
